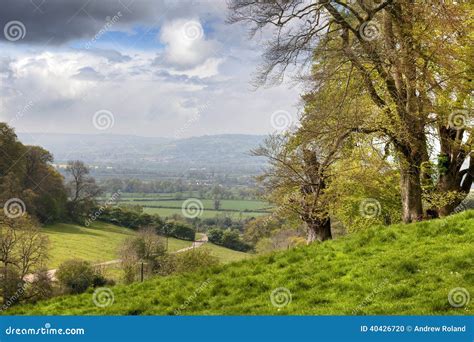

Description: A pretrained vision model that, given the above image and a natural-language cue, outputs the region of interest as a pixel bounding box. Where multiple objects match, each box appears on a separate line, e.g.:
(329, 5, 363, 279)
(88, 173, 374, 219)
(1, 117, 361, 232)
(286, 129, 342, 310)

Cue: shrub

(207, 228, 223, 244)
(100, 207, 163, 231)
(28, 268, 54, 302)
(174, 249, 219, 273)
(208, 228, 252, 252)
(156, 249, 219, 276)
(56, 259, 107, 294)
(119, 228, 167, 282)
(0, 267, 24, 308)
(165, 221, 195, 241)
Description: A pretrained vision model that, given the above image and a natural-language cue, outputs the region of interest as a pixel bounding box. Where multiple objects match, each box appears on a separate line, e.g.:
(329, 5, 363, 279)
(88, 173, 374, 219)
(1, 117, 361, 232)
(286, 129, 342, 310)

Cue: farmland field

(114, 194, 272, 219)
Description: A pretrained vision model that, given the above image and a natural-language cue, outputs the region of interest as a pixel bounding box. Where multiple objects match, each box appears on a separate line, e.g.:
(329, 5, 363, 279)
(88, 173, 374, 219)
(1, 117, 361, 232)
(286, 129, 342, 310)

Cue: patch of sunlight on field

(42, 222, 192, 268)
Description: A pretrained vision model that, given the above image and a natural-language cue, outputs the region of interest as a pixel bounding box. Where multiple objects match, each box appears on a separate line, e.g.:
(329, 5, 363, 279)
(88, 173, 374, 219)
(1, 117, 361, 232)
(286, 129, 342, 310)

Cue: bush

(28, 268, 54, 302)
(56, 259, 108, 294)
(208, 228, 252, 252)
(207, 228, 223, 244)
(100, 207, 163, 231)
(119, 228, 167, 283)
(175, 249, 219, 273)
(164, 221, 195, 241)
(100, 208, 196, 242)
(0, 267, 24, 308)
(156, 249, 219, 276)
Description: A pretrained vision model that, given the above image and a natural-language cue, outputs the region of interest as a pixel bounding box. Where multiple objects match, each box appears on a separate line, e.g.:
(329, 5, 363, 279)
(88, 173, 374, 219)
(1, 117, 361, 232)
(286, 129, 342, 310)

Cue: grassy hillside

(43, 222, 192, 268)
(10, 211, 473, 315)
(201, 243, 251, 264)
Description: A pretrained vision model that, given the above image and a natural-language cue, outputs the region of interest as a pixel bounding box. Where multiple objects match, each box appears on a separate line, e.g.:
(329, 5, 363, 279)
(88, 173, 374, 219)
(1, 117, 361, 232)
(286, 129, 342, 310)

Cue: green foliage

(100, 207, 195, 241)
(207, 228, 223, 244)
(56, 259, 108, 294)
(12, 210, 473, 315)
(0, 123, 68, 223)
(327, 147, 402, 232)
(208, 228, 252, 252)
(156, 249, 219, 276)
(164, 221, 195, 241)
(242, 216, 282, 246)
(100, 207, 162, 230)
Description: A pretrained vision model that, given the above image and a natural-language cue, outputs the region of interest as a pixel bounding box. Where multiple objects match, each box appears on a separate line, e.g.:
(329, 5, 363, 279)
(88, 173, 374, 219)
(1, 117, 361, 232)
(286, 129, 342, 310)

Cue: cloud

(159, 19, 219, 70)
(0, 0, 227, 45)
(0, 0, 153, 44)
(87, 48, 132, 63)
(0, 1, 301, 138)
(73, 66, 104, 81)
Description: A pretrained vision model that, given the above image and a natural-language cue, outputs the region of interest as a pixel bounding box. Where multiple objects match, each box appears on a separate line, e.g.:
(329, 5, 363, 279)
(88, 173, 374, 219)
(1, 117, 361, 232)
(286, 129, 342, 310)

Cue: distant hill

(17, 133, 267, 179)
(8, 210, 474, 315)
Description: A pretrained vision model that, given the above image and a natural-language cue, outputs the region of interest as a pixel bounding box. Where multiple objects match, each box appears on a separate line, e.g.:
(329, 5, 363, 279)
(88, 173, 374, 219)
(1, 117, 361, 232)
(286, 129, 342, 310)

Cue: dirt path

(173, 234, 208, 253)
(24, 235, 208, 282)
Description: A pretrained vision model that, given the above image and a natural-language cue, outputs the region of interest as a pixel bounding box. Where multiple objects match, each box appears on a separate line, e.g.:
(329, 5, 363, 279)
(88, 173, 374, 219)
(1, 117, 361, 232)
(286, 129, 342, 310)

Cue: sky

(0, 0, 301, 138)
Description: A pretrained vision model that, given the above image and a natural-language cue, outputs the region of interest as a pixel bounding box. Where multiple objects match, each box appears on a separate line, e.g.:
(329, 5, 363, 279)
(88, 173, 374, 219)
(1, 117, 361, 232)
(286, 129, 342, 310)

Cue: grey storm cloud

(0, 0, 203, 44)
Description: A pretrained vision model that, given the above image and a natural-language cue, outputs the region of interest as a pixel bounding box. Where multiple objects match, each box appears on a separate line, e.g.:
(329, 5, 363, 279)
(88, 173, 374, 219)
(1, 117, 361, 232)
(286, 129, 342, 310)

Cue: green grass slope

(201, 243, 251, 264)
(43, 222, 192, 268)
(11, 211, 473, 315)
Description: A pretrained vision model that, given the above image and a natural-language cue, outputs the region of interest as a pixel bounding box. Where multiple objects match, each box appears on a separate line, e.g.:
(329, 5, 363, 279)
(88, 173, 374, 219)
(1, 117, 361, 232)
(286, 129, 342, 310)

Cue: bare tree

(0, 213, 48, 306)
(119, 227, 166, 283)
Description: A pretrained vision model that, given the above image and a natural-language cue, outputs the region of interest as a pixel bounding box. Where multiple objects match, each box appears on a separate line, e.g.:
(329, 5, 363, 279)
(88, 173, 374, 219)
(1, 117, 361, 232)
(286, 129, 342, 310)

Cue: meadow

(42, 222, 193, 268)
(10, 210, 473, 315)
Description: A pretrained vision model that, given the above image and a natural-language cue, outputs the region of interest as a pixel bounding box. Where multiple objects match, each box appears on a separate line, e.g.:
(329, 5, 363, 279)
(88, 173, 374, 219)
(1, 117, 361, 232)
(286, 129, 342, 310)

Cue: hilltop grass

(43, 222, 192, 268)
(10, 211, 473, 315)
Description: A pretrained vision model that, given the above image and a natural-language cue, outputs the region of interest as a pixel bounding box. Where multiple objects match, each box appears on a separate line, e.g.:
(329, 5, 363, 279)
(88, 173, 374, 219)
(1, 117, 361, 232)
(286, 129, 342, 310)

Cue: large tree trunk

(306, 217, 332, 243)
(436, 153, 473, 216)
(399, 160, 424, 223)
